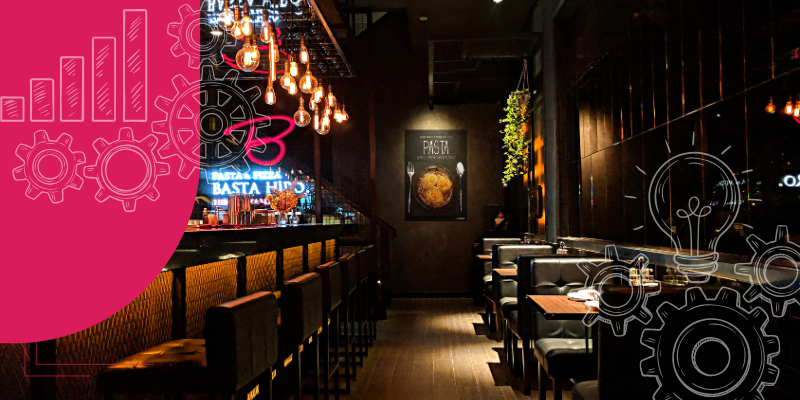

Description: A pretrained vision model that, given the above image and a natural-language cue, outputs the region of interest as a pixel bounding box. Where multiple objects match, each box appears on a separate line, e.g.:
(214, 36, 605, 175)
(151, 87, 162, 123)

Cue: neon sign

(209, 169, 307, 196)
(207, 0, 303, 25)
(224, 115, 295, 166)
(780, 175, 800, 187)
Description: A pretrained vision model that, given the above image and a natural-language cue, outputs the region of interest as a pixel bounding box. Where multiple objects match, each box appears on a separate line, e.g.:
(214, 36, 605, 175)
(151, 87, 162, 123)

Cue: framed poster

(405, 130, 467, 221)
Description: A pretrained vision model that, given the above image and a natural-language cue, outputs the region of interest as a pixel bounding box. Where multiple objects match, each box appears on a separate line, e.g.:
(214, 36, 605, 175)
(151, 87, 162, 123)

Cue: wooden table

(494, 268, 517, 277)
(476, 254, 492, 261)
(527, 295, 597, 353)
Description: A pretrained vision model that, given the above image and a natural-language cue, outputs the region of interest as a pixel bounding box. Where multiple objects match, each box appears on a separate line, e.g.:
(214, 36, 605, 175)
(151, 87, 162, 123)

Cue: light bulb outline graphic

(648, 151, 742, 283)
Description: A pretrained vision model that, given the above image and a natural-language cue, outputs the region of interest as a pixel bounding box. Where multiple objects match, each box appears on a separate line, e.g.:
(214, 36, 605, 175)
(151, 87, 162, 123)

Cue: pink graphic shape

(60, 57, 85, 122)
(123, 10, 148, 122)
(1, 96, 25, 122)
(92, 37, 117, 122)
(84, 127, 170, 212)
(223, 115, 295, 166)
(12, 130, 86, 204)
(30, 79, 55, 122)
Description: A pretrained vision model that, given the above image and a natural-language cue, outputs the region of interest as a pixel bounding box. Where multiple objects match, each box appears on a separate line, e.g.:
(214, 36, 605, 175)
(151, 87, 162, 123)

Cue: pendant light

(795, 99, 800, 118)
(240, 1, 253, 37)
(299, 69, 317, 94)
(218, 0, 235, 31)
(334, 104, 343, 123)
(340, 103, 349, 122)
(299, 38, 309, 64)
(294, 98, 311, 127)
(232, 5, 244, 40)
(260, 19, 272, 43)
(265, 82, 276, 105)
(314, 107, 320, 131)
(319, 112, 331, 135)
(268, 24, 277, 83)
(313, 79, 325, 103)
(309, 98, 317, 111)
(766, 97, 776, 114)
(290, 55, 299, 77)
(324, 105, 332, 117)
(280, 61, 293, 90)
(288, 79, 298, 96)
(326, 84, 337, 108)
(785, 97, 794, 115)
(236, 35, 260, 72)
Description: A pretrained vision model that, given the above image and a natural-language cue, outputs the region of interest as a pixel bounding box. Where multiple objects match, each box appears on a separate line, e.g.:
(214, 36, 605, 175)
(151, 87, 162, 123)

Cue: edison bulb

(299, 70, 317, 94)
(241, 15, 253, 36)
(232, 22, 244, 40)
(290, 61, 299, 77)
(313, 83, 325, 104)
(334, 105, 343, 123)
(236, 44, 260, 72)
(299, 38, 309, 63)
(280, 62, 293, 90)
(324, 106, 332, 117)
(260, 21, 272, 43)
(265, 84, 276, 105)
(218, 8, 235, 30)
(318, 114, 331, 135)
(314, 108, 320, 131)
(309, 98, 317, 111)
(786, 100, 794, 115)
(326, 85, 337, 108)
(341, 104, 349, 122)
(294, 98, 311, 127)
(288, 79, 298, 95)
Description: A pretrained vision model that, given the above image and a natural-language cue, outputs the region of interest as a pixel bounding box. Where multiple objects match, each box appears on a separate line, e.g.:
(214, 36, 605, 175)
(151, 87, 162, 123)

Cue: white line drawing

(648, 152, 741, 283)
(12, 130, 85, 203)
(578, 245, 659, 336)
(30, 79, 55, 122)
(1, 96, 25, 122)
(171, 3, 231, 68)
(735, 225, 800, 317)
(123, 10, 148, 122)
(92, 37, 117, 122)
(640, 287, 780, 400)
(60, 57, 85, 122)
(153, 67, 268, 179)
(84, 127, 170, 212)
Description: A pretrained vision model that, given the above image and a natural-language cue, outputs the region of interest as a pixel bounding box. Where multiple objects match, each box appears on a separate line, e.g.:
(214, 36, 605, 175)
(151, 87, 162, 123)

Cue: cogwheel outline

(640, 287, 780, 400)
(735, 225, 800, 317)
(12, 130, 85, 204)
(84, 127, 170, 212)
(578, 245, 660, 336)
(152, 66, 270, 179)
(169, 2, 232, 67)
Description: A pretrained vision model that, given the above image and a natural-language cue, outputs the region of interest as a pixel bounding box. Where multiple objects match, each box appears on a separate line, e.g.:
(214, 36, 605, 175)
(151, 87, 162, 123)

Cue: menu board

(405, 130, 467, 221)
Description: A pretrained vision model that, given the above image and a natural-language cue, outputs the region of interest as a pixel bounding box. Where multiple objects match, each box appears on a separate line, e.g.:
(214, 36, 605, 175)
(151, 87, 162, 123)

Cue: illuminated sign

(210, 169, 307, 196)
(207, 0, 303, 25)
(779, 175, 800, 187)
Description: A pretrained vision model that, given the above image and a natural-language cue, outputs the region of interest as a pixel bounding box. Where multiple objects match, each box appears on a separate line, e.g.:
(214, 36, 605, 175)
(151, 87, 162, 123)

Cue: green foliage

(501, 90, 532, 184)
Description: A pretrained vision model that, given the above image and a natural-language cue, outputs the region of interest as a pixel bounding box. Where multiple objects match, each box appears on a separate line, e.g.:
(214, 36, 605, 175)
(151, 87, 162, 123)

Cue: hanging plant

(501, 89, 532, 184)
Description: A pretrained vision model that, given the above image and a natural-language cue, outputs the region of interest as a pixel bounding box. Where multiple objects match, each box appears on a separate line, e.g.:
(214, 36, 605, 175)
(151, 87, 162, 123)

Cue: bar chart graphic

(0, 10, 148, 124)
(60, 57, 85, 122)
(92, 38, 116, 122)
(30, 79, 54, 122)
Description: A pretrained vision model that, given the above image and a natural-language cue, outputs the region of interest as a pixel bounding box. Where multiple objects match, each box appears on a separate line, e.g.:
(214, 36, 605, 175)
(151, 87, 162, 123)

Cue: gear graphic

(84, 127, 170, 212)
(169, 2, 232, 67)
(578, 245, 659, 336)
(12, 130, 85, 204)
(152, 66, 269, 179)
(640, 287, 780, 400)
(735, 225, 800, 317)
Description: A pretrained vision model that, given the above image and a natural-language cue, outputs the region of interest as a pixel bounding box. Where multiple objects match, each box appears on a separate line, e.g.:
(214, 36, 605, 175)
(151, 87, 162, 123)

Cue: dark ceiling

(347, 0, 539, 104)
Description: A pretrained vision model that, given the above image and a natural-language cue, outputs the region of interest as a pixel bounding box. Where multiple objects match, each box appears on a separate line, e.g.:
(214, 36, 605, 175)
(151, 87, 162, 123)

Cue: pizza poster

(405, 130, 467, 221)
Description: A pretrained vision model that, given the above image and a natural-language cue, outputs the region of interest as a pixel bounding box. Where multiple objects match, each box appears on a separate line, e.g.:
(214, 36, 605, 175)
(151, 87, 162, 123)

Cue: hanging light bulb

(265, 82, 276, 105)
(281, 61, 293, 90)
(785, 97, 794, 115)
(313, 80, 325, 103)
(795, 100, 800, 118)
(268, 27, 277, 83)
(326, 84, 337, 108)
(290, 55, 299, 77)
(314, 107, 320, 131)
(240, 2, 254, 37)
(236, 37, 260, 72)
(288, 79, 298, 96)
(260, 20, 272, 43)
(218, 0, 235, 31)
(309, 97, 317, 111)
(319, 113, 331, 135)
(765, 97, 776, 114)
(341, 103, 349, 122)
(294, 98, 311, 127)
(334, 104, 343, 123)
(299, 38, 309, 64)
(299, 69, 317, 94)
(324, 106, 332, 117)
(232, 5, 244, 40)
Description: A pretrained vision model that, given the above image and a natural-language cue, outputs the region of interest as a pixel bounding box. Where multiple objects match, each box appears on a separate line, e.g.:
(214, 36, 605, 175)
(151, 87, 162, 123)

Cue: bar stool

(355, 249, 371, 360)
(364, 245, 379, 341)
(315, 261, 342, 400)
(337, 252, 359, 392)
(280, 273, 324, 400)
(98, 291, 279, 400)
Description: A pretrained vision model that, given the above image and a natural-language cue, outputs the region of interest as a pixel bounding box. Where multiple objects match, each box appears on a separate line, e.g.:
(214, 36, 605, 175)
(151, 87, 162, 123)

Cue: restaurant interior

(3, 0, 800, 399)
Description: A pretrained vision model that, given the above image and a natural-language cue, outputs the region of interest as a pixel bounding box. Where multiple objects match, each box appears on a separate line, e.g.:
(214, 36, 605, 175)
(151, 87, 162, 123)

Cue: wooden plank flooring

(340, 298, 571, 400)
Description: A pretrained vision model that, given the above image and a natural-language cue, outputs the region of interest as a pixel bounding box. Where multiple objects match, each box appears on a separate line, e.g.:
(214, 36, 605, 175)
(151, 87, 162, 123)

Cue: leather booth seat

(571, 380, 599, 400)
(98, 291, 279, 397)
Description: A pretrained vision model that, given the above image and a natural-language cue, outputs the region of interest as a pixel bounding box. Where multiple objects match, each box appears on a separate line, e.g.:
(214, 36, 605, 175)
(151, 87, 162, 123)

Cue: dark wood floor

(340, 298, 570, 400)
